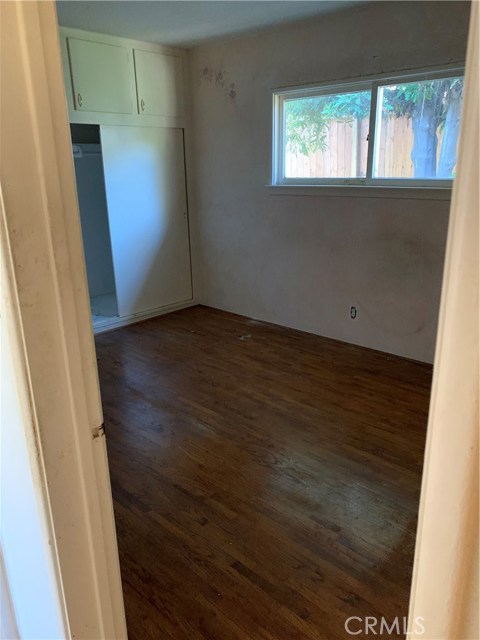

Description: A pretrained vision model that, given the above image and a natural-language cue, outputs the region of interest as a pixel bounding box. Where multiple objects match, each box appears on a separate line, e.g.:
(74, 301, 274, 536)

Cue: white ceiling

(56, 1, 364, 48)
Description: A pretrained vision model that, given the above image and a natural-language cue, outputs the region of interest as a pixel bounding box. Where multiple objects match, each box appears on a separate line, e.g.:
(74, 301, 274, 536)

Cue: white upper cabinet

(67, 37, 135, 114)
(134, 49, 185, 118)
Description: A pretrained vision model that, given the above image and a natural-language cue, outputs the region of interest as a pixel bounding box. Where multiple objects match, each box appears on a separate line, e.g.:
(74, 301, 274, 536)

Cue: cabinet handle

(140, 98, 146, 112)
(77, 93, 83, 107)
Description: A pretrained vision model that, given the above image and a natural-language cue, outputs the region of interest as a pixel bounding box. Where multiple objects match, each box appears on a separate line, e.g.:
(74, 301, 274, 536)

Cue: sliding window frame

(272, 66, 464, 189)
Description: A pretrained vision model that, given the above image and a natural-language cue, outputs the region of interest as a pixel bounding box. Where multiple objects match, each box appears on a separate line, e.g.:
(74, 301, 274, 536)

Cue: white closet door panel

(67, 38, 134, 114)
(100, 125, 192, 317)
(134, 49, 185, 117)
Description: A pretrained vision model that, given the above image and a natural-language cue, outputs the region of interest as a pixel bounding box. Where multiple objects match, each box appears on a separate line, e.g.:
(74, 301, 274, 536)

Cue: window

(273, 69, 464, 187)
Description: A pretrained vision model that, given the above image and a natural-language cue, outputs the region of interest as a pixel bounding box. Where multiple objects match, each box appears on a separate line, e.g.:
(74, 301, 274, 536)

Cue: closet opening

(70, 124, 119, 330)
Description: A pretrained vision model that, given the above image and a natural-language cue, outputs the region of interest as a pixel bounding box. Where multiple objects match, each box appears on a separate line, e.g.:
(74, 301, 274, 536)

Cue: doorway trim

(408, 3, 479, 638)
(1, 1, 127, 637)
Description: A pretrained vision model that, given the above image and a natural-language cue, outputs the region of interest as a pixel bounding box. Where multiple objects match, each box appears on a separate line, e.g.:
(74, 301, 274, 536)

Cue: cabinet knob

(140, 98, 146, 112)
(77, 93, 83, 107)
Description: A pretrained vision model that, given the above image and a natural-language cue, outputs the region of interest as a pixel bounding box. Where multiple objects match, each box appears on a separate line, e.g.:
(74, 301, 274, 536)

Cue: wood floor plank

(95, 305, 432, 639)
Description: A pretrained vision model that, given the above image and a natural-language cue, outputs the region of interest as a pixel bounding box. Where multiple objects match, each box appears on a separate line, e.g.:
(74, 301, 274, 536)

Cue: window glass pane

(283, 90, 371, 179)
(373, 77, 464, 180)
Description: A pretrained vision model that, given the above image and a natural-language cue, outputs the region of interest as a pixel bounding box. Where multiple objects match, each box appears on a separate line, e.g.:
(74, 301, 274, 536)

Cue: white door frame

(1, 1, 126, 638)
(408, 3, 479, 638)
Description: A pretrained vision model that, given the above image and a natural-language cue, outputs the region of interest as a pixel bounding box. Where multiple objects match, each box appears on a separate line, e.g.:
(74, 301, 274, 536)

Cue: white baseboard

(92, 299, 197, 335)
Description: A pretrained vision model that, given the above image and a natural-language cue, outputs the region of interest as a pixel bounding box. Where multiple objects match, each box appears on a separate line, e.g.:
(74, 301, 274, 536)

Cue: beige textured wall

(188, 1, 470, 362)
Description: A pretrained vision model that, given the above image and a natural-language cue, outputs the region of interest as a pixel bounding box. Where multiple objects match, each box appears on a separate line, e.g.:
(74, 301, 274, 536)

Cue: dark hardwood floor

(95, 305, 432, 640)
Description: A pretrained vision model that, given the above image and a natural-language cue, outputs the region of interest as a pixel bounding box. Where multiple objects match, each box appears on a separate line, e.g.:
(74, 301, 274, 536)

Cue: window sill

(266, 184, 452, 201)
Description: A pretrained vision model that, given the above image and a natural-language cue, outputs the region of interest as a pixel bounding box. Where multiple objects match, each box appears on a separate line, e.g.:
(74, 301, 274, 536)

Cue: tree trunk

(411, 94, 439, 178)
(437, 86, 462, 178)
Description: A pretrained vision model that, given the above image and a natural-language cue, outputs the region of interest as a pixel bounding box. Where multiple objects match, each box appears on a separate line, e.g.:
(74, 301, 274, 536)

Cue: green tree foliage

(285, 78, 463, 178)
(285, 91, 370, 155)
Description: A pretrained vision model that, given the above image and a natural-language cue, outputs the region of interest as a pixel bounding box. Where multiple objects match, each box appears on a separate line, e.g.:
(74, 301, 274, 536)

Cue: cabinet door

(67, 38, 134, 114)
(134, 49, 185, 117)
(100, 125, 192, 317)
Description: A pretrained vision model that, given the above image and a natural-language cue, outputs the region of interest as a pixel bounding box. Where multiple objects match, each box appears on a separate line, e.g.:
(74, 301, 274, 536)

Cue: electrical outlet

(350, 305, 357, 320)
